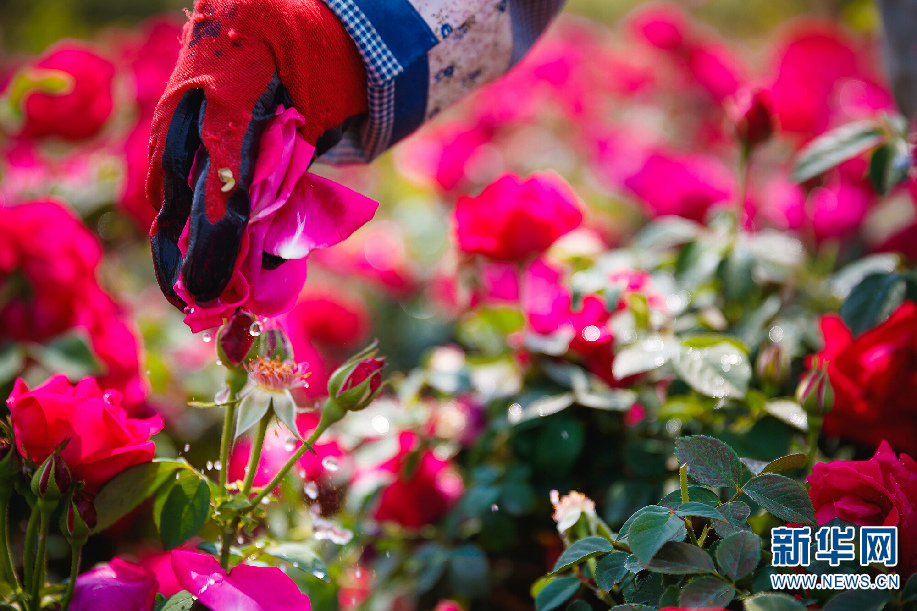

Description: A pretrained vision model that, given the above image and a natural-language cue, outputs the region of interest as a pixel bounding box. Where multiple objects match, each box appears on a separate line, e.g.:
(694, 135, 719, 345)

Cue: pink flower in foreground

(171, 550, 312, 610)
(177, 105, 378, 331)
(454, 172, 583, 262)
(70, 558, 158, 611)
(8, 375, 163, 493)
(808, 441, 917, 576)
(6, 41, 115, 141)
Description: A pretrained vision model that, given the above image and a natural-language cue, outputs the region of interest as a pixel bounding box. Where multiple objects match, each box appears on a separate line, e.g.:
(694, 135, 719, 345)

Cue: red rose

(813, 301, 917, 455)
(364, 431, 463, 530)
(0, 199, 103, 343)
(808, 441, 917, 576)
(11, 42, 115, 141)
(454, 172, 583, 262)
(7, 375, 163, 493)
(70, 558, 158, 611)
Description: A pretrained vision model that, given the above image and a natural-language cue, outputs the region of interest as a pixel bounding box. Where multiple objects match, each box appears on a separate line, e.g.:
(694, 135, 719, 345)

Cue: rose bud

(728, 88, 774, 150)
(64, 490, 97, 543)
(31, 452, 71, 503)
(756, 343, 790, 389)
(328, 355, 385, 413)
(797, 363, 834, 417)
(217, 309, 258, 367)
(309, 344, 387, 445)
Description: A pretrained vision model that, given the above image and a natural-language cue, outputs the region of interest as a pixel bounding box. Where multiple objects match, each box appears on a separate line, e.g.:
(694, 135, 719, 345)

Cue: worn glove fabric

(147, 0, 367, 308)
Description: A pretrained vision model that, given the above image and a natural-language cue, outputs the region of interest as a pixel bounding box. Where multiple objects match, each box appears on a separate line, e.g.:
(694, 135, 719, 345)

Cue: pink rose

(171, 550, 312, 610)
(812, 302, 917, 455)
(7, 375, 163, 493)
(454, 172, 583, 262)
(768, 21, 892, 140)
(177, 105, 378, 331)
(808, 441, 917, 575)
(70, 558, 158, 611)
(622, 149, 734, 222)
(367, 431, 464, 530)
(8, 41, 115, 141)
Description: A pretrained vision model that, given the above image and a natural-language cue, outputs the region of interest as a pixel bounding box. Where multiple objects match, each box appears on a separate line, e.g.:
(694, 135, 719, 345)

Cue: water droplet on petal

(183, 306, 195, 315)
(249, 321, 263, 337)
(202, 331, 212, 342)
(321, 457, 340, 472)
(304, 481, 319, 499)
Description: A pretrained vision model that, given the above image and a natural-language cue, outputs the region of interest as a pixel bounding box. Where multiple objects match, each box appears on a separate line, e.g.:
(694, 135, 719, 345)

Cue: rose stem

(0, 494, 19, 589)
(59, 542, 82, 611)
(21, 507, 39, 592)
(28, 507, 52, 611)
(218, 370, 247, 490)
(220, 403, 271, 571)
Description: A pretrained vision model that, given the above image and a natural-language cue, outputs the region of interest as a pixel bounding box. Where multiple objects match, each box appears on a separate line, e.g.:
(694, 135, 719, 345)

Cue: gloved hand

(147, 0, 367, 309)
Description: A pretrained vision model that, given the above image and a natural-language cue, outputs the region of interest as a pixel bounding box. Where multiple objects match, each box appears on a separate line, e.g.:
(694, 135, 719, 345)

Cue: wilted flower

(550, 489, 597, 532)
(217, 308, 257, 367)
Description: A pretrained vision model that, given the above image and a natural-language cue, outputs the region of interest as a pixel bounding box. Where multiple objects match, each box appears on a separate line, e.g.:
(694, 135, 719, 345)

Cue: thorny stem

(736, 144, 751, 230)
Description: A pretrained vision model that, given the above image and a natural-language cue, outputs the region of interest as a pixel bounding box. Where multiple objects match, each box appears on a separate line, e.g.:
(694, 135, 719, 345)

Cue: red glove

(147, 0, 367, 309)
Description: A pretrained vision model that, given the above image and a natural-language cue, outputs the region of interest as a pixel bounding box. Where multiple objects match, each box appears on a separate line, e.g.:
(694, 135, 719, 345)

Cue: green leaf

(759, 453, 807, 475)
(566, 602, 591, 611)
(550, 536, 614, 574)
(659, 486, 720, 509)
(868, 140, 911, 195)
(840, 273, 907, 338)
(646, 541, 715, 574)
(265, 543, 329, 582)
(156, 591, 195, 611)
(678, 575, 735, 608)
(159, 475, 211, 549)
(673, 343, 751, 399)
(449, 545, 490, 599)
(675, 435, 743, 488)
(823, 589, 892, 611)
(534, 577, 580, 611)
(407, 542, 449, 592)
(92, 460, 185, 533)
(903, 572, 917, 601)
(31, 331, 100, 379)
(743, 474, 816, 525)
(619, 505, 670, 538)
(792, 119, 884, 182)
(713, 502, 752, 538)
(627, 511, 686, 566)
(612, 335, 680, 379)
(715, 531, 761, 580)
(595, 551, 629, 591)
(744, 593, 807, 611)
(675, 502, 726, 521)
